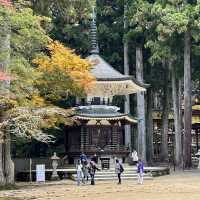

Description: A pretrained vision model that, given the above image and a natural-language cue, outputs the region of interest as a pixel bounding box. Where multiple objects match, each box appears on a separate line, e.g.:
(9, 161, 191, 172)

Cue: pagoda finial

(90, 6, 99, 54)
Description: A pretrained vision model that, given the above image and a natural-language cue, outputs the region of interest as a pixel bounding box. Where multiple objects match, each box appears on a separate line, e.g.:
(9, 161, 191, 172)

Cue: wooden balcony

(68, 144, 130, 154)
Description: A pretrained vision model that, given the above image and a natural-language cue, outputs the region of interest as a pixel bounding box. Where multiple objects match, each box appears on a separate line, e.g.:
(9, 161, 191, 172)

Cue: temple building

(153, 103, 200, 160)
(65, 8, 146, 167)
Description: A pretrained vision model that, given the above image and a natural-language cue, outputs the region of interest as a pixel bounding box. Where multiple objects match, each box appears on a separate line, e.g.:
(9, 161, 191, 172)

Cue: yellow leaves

(31, 94, 46, 107)
(33, 41, 95, 92)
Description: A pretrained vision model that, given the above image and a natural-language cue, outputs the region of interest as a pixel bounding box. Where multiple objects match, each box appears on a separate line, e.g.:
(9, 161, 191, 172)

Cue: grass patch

(0, 184, 20, 191)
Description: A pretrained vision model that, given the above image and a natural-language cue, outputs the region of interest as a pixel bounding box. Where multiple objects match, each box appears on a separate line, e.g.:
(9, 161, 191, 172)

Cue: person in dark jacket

(91, 153, 98, 164)
(88, 160, 100, 185)
(115, 159, 123, 184)
(80, 152, 87, 164)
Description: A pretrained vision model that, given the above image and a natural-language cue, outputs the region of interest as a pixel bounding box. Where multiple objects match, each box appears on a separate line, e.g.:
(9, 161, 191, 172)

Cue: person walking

(89, 160, 100, 185)
(137, 159, 144, 184)
(115, 159, 124, 184)
(80, 152, 87, 164)
(76, 160, 83, 186)
(91, 153, 98, 164)
(82, 160, 89, 183)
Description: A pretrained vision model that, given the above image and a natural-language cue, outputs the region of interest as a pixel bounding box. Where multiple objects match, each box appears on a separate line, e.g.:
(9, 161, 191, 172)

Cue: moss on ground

(0, 184, 20, 191)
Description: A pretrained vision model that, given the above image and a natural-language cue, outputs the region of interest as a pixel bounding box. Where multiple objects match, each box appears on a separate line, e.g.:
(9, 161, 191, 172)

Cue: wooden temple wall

(66, 125, 125, 154)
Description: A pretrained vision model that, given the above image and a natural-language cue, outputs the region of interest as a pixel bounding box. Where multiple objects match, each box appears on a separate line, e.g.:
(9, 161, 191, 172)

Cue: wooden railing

(68, 144, 130, 153)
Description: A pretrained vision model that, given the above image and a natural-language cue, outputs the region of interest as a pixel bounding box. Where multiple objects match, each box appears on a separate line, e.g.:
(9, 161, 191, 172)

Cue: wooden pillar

(80, 126, 84, 151)
(196, 129, 199, 152)
(80, 120, 89, 152)
(110, 126, 113, 145)
(110, 121, 118, 149)
(85, 126, 89, 149)
(64, 127, 69, 154)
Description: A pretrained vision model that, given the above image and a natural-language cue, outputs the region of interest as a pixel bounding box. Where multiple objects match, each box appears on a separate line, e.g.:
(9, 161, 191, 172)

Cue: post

(29, 158, 32, 182)
(172, 133, 176, 171)
(196, 129, 199, 152)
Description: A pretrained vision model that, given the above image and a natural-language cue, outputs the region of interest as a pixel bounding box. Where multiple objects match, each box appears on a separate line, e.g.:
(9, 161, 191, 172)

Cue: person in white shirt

(131, 150, 138, 165)
(76, 160, 83, 186)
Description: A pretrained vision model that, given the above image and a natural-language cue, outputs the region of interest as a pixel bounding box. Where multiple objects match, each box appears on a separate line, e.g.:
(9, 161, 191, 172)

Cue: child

(137, 159, 144, 184)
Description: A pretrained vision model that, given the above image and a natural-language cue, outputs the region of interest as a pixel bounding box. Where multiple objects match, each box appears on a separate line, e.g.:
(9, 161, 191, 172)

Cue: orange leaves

(0, 0, 12, 7)
(0, 71, 11, 81)
(31, 94, 46, 107)
(33, 41, 95, 92)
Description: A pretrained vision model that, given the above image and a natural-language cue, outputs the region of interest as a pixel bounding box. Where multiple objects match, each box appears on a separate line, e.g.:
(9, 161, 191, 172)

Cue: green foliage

(127, 0, 153, 44)
(0, 0, 199, 158)
(145, 40, 172, 64)
(97, 0, 124, 72)
(10, 8, 50, 61)
(30, 0, 95, 56)
(0, 4, 77, 145)
(0, 106, 74, 143)
(35, 68, 76, 101)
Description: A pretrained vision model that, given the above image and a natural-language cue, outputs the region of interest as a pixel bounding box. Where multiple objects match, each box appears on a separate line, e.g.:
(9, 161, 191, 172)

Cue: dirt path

(0, 171, 200, 200)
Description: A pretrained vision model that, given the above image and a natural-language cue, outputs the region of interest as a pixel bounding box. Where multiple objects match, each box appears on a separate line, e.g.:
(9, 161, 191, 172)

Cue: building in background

(65, 8, 146, 167)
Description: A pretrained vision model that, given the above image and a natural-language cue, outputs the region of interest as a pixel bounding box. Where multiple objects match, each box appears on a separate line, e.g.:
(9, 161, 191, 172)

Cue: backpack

(120, 164, 124, 173)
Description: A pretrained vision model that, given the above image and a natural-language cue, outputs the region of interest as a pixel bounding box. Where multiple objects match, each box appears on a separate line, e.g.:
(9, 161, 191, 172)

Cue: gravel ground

(0, 171, 200, 200)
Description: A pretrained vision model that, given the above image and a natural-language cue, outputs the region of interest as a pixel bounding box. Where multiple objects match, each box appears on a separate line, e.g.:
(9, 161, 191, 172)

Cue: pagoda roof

(87, 54, 130, 80)
(86, 54, 147, 97)
(74, 105, 137, 124)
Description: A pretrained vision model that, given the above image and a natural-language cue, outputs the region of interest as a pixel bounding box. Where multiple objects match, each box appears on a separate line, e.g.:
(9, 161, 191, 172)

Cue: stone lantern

(51, 152, 60, 180)
(195, 149, 200, 169)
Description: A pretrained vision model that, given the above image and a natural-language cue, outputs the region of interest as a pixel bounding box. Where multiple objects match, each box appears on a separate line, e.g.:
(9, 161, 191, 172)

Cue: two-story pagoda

(65, 8, 146, 167)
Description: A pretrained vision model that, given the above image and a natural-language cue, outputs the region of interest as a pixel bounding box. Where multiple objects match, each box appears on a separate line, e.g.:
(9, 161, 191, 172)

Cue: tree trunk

(136, 46, 146, 163)
(0, 18, 14, 184)
(0, 143, 5, 185)
(4, 132, 14, 184)
(146, 87, 154, 164)
(0, 111, 5, 185)
(178, 79, 183, 167)
(160, 60, 169, 162)
(171, 62, 182, 167)
(124, 4, 131, 149)
(183, 30, 192, 169)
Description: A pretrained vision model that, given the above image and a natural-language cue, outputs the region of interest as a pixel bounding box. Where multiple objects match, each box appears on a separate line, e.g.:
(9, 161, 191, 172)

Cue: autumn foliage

(0, 71, 11, 81)
(0, 0, 12, 7)
(33, 41, 95, 99)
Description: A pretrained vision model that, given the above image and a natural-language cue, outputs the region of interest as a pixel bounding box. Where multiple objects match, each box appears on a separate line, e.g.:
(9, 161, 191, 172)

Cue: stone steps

(72, 169, 153, 181)
(75, 177, 153, 181)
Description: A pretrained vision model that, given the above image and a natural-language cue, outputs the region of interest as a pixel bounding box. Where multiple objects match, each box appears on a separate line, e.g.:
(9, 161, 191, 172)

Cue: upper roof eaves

(87, 54, 131, 80)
